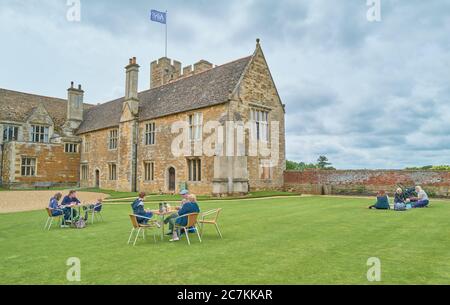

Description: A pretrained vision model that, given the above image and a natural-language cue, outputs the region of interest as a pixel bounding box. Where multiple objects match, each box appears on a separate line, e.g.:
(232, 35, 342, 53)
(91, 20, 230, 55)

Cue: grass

(1, 196, 449, 284)
(104, 190, 301, 203)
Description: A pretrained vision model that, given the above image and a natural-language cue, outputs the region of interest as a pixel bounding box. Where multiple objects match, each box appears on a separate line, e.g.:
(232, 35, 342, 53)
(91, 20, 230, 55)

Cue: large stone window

(187, 158, 202, 182)
(188, 113, 203, 141)
(21, 157, 36, 177)
(109, 129, 118, 150)
(30, 125, 49, 143)
(250, 109, 269, 142)
(144, 161, 155, 181)
(145, 122, 156, 145)
(108, 163, 117, 180)
(81, 164, 89, 180)
(3, 125, 19, 142)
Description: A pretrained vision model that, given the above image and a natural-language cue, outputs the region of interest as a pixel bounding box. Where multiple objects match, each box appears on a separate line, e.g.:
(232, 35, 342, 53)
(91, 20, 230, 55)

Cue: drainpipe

(132, 119, 138, 192)
(0, 143, 4, 186)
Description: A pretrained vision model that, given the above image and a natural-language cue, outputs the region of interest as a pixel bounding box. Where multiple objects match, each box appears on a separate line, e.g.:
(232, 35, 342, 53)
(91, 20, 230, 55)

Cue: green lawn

(104, 190, 301, 203)
(1, 196, 449, 284)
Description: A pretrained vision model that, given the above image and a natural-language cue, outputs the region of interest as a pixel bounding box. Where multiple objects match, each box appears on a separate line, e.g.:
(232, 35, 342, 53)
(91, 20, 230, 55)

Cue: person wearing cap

(131, 192, 154, 224)
(170, 194, 201, 242)
(163, 189, 190, 235)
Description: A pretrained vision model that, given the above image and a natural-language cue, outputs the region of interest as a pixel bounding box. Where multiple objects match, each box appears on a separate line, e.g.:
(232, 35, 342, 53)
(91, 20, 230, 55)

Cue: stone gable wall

(237, 46, 286, 191)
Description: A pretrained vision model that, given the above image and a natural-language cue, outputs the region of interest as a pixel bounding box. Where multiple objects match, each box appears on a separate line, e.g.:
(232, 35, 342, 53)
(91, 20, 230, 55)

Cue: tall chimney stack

(124, 57, 140, 116)
(67, 81, 84, 122)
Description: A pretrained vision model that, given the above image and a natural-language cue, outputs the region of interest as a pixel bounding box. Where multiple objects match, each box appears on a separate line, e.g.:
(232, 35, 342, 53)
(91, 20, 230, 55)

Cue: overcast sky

(1, 0, 449, 169)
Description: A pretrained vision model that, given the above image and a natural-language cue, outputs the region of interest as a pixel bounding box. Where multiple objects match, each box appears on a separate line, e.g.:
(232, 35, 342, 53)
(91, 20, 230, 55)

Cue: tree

(317, 156, 332, 169)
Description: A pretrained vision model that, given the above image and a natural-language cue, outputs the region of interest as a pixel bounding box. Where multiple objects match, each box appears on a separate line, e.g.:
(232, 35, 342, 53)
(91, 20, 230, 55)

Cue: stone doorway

(95, 170, 100, 188)
(168, 167, 176, 192)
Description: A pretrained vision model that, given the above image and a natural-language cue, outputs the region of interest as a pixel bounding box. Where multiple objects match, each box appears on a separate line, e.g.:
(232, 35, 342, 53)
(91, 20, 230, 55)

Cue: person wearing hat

(163, 189, 190, 235)
(131, 192, 155, 225)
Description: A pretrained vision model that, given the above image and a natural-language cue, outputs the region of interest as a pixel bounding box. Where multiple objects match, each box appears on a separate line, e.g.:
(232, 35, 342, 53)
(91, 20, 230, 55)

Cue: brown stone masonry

(284, 170, 450, 198)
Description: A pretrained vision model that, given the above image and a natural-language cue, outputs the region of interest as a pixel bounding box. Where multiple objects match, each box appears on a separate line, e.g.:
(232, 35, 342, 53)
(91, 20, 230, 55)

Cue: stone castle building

(0, 40, 286, 195)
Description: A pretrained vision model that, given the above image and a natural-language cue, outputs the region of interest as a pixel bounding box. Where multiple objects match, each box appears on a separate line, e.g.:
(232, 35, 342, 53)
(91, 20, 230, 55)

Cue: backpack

(75, 217, 87, 229)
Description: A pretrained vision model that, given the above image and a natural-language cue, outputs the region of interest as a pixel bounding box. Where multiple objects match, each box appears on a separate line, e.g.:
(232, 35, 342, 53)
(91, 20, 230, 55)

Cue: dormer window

(30, 125, 49, 143)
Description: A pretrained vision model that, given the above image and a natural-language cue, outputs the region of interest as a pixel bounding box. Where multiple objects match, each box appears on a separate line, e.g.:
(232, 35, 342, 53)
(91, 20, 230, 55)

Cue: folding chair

(44, 208, 64, 231)
(173, 213, 202, 245)
(199, 208, 223, 239)
(127, 215, 159, 246)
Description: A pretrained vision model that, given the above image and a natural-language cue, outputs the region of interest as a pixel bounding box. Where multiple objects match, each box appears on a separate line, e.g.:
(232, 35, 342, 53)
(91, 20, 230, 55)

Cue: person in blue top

(48, 192, 64, 216)
(169, 194, 200, 242)
(368, 190, 390, 210)
(61, 190, 81, 224)
(131, 192, 155, 224)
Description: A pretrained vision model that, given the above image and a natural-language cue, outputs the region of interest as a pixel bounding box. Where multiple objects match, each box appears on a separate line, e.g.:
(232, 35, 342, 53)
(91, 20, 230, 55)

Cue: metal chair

(86, 204, 104, 224)
(173, 213, 202, 245)
(44, 208, 64, 231)
(198, 208, 223, 239)
(127, 215, 159, 246)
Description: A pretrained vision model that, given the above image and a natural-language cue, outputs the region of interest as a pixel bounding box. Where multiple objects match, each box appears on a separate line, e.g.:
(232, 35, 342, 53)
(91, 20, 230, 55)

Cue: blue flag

(150, 10, 167, 24)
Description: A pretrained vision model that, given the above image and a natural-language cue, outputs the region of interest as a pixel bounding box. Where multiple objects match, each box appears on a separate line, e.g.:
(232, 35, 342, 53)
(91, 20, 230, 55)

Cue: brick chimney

(125, 57, 140, 115)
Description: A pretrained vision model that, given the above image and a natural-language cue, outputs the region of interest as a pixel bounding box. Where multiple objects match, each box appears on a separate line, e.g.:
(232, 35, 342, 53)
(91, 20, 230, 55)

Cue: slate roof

(76, 56, 252, 134)
(0, 88, 93, 132)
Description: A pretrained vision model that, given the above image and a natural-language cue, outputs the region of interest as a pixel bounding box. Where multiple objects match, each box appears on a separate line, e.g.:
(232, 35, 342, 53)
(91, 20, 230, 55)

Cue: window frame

(21, 157, 37, 177)
(187, 158, 202, 182)
(108, 163, 117, 181)
(145, 122, 156, 146)
(81, 164, 89, 181)
(250, 109, 269, 142)
(30, 125, 50, 143)
(3, 125, 19, 142)
(108, 129, 118, 150)
(64, 143, 78, 153)
(144, 161, 155, 182)
(188, 113, 203, 142)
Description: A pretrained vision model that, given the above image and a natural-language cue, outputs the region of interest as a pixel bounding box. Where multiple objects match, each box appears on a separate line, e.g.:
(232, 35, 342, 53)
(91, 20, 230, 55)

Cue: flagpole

(165, 10, 168, 58)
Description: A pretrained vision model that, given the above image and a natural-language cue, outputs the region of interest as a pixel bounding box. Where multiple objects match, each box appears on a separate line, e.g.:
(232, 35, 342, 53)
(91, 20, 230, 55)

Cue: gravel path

(0, 190, 108, 214)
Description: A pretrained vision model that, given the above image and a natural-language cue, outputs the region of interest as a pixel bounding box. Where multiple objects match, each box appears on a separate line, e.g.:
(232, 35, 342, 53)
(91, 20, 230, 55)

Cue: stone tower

(150, 57, 182, 89)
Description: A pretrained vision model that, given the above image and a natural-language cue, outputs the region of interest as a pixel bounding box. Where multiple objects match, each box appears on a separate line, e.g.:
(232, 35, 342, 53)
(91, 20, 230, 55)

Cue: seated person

(164, 189, 190, 235)
(408, 186, 430, 208)
(368, 190, 390, 210)
(170, 194, 200, 242)
(131, 192, 156, 225)
(48, 192, 64, 216)
(394, 188, 407, 210)
(61, 190, 81, 223)
(82, 198, 103, 220)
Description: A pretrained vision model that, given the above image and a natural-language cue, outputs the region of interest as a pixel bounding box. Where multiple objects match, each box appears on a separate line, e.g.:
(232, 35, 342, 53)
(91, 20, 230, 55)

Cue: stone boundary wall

(284, 170, 450, 198)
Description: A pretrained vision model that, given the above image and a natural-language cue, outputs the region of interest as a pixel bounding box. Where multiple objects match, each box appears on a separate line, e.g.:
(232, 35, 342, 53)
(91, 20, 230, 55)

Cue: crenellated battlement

(150, 57, 214, 89)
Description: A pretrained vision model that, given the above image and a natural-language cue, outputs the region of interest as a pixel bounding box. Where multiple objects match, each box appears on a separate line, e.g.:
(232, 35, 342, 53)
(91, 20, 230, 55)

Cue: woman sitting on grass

(394, 188, 407, 211)
(408, 186, 430, 208)
(368, 190, 390, 210)
(169, 194, 200, 242)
